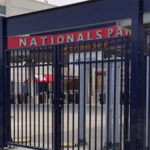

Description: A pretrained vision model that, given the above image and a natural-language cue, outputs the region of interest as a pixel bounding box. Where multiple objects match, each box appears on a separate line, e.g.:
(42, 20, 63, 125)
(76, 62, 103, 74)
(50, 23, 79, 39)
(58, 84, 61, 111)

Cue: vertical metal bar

(52, 47, 54, 150)
(38, 48, 41, 148)
(25, 49, 28, 145)
(67, 44, 70, 150)
(95, 42, 98, 150)
(47, 48, 50, 149)
(72, 44, 75, 150)
(89, 42, 92, 150)
(13, 50, 16, 144)
(83, 43, 86, 150)
(124, 38, 130, 150)
(16, 49, 19, 144)
(78, 44, 80, 150)
(130, 0, 145, 149)
(42, 47, 45, 148)
(61, 45, 64, 150)
(101, 41, 104, 150)
(29, 49, 32, 146)
(105, 39, 111, 148)
(120, 38, 124, 150)
(54, 45, 62, 150)
(0, 17, 7, 148)
(21, 49, 23, 144)
(4, 47, 11, 146)
(33, 49, 36, 147)
(148, 34, 150, 150)
(145, 33, 148, 149)
(0, 17, 4, 148)
(143, 34, 147, 149)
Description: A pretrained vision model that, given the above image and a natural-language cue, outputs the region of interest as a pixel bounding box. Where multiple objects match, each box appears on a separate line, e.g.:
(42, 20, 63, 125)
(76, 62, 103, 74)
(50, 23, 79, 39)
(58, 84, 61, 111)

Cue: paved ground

(6, 104, 123, 150)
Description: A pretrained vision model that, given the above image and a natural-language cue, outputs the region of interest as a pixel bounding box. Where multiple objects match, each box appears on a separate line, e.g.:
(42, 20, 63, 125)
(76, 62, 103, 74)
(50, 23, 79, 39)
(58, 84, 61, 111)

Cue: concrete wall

(0, 0, 55, 17)
(117, 13, 150, 27)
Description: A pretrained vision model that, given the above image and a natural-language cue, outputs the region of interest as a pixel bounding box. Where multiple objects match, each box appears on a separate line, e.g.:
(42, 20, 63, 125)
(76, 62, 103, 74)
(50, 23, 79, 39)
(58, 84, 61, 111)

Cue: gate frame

(0, 0, 148, 149)
(130, 0, 146, 150)
(54, 45, 63, 150)
(0, 17, 11, 149)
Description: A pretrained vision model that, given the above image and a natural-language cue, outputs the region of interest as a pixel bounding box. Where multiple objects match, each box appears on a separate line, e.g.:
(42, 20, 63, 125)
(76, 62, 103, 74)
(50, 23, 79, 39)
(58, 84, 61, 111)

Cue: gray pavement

(6, 104, 123, 150)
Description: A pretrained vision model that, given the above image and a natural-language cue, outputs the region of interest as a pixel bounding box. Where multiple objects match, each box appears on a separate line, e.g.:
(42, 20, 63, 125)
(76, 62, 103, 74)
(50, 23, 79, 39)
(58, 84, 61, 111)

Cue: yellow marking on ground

(62, 143, 78, 148)
(14, 139, 30, 143)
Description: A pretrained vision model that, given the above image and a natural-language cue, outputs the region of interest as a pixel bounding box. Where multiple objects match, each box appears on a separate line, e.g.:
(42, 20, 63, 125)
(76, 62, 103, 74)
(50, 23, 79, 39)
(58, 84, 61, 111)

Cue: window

(0, 6, 5, 15)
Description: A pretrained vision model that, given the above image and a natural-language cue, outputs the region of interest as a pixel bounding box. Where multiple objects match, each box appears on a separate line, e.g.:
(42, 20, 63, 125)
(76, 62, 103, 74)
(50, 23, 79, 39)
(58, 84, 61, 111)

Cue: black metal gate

(5, 37, 130, 150)
(6, 46, 56, 150)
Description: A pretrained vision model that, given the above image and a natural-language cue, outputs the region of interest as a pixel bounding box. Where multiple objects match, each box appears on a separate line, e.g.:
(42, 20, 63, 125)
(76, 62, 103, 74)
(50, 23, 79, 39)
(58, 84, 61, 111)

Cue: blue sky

(38, 0, 87, 6)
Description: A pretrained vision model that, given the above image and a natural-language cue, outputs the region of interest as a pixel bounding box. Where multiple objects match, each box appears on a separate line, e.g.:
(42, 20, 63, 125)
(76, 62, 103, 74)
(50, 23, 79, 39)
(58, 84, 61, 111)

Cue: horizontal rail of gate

(4, 36, 130, 150)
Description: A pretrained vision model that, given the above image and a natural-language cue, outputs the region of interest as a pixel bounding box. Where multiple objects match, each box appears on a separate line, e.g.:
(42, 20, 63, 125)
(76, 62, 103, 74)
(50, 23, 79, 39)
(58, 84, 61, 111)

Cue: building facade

(0, 0, 55, 17)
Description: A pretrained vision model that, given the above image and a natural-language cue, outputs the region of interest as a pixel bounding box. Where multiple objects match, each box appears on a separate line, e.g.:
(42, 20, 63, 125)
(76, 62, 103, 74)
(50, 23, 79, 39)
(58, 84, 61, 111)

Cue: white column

(105, 62, 114, 147)
(92, 67, 95, 104)
(105, 62, 121, 148)
(79, 64, 87, 145)
(113, 62, 121, 146)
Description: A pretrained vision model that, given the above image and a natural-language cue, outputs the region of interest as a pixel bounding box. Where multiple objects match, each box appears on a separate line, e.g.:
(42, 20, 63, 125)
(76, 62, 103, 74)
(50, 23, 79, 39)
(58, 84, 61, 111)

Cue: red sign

(7, 25, 131, 49)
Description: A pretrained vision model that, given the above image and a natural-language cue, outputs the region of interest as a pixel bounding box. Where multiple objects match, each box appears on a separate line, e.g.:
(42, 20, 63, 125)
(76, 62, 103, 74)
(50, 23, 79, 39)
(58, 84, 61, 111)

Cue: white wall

(117, 13, 150, 27)
(0, 0, 55, 17)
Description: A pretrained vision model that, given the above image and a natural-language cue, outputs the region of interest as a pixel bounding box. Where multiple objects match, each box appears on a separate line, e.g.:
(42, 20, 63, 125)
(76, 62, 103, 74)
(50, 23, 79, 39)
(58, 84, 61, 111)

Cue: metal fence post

(0, 16, 9, 149)
(4, 39, 11, 147)
(124, 38, 130, 150)
(0, 17, 5, 149)
(54, 45, 62, 150)
(130, 0, 146, 149)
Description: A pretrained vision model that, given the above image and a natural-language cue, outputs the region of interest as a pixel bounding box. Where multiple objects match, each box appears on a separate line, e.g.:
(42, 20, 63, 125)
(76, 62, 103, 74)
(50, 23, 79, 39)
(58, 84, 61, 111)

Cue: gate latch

(59, 97, 64, 108)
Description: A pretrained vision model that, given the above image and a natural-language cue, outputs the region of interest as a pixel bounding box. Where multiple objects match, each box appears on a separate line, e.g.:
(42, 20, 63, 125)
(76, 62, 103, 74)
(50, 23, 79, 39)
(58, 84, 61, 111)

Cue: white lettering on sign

(96, 30, 102, 39)
(51, 36, 54, 45)
(12, 26, 131, 50)
(57, 35, 64, 44)
(77, 33, 84, 41)
(19, 38, 27, 47)
(40, 36, 47, 45)
(30, 38, 37, 46)
(67, 34, 74, 42)
(87, 32, 92, 40)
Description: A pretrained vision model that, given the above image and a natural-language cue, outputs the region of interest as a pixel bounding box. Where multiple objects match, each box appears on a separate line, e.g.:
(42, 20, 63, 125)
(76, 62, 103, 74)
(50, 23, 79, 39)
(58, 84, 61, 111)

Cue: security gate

(5, 37, 130, 150)
(6, 46, 56, 150)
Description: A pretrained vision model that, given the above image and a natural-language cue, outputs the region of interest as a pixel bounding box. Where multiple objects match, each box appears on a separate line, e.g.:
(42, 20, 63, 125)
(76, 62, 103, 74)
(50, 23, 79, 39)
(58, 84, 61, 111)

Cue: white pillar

(105, 62, 114, 147)
(79, 64, 87, 145)
(105, 62, 121, 148)
(113, 62, 121, 146)
(92, 67, 95, 104)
